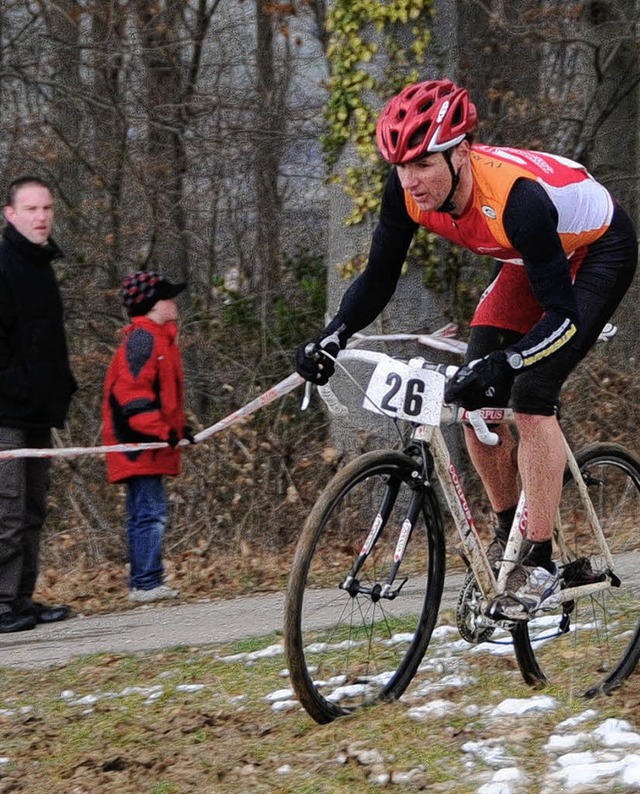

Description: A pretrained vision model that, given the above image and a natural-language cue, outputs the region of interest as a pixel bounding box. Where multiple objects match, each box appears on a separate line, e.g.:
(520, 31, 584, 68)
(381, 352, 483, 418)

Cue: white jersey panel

(538, 178, 614, 235)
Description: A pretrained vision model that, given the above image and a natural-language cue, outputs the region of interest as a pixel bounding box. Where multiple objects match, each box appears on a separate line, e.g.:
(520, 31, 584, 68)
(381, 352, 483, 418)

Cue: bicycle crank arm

(486, 576, 617, 623)
(556, 577, 617, 603)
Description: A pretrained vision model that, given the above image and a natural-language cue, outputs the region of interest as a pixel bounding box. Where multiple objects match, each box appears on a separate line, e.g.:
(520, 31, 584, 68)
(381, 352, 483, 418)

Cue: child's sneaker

(128, 585, 179, 603)
(506, 564, 561, 615)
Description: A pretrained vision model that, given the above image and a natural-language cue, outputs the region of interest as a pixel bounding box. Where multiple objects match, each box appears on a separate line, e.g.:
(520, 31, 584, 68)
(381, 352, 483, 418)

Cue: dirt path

(4, 550, 639, 670)
(0, 573, 468, 669)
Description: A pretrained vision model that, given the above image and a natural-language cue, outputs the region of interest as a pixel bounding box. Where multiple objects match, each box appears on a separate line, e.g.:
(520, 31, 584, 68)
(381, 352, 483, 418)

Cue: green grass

(1, 622, 640, 794)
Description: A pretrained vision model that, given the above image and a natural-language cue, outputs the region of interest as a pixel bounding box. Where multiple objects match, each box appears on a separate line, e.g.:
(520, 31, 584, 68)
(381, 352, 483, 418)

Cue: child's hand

(167, 429, 180, 447)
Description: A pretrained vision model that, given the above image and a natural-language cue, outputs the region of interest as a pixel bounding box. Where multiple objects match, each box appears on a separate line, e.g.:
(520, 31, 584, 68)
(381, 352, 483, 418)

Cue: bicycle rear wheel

(512, 442, 640, 698)
(284, 449, 446, 723)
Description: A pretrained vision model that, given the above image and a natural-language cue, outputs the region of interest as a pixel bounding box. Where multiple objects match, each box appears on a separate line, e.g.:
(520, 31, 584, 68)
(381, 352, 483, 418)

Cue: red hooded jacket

(102, 316, 185, 483)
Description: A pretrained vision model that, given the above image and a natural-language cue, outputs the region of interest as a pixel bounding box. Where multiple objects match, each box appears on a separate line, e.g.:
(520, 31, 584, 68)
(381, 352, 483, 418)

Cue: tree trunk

(40, 0, 83, 239)
(90, 3, 127, 284)
(133, 0, 189, 281)
(253, 0, 287, 322)
(325, 8, 453, 454)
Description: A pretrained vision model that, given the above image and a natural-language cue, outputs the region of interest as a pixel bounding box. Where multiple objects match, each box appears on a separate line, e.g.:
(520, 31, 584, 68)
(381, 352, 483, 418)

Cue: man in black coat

(0, 176, 77, 632)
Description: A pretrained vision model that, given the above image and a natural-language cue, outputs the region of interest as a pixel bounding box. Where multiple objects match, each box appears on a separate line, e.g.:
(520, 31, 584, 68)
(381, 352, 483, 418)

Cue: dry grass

(2, 609, 640, 794)
(2, 339, 636, 793)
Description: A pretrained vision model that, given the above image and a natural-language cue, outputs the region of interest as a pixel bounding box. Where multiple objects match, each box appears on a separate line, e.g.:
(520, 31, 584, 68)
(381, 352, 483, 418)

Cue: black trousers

(0, 427, 51, 613)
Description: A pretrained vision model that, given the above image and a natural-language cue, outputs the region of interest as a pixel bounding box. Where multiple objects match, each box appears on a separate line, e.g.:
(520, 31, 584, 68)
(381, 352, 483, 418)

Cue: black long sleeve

(502, 178, 579, 365)
(334, 170, 418, 335)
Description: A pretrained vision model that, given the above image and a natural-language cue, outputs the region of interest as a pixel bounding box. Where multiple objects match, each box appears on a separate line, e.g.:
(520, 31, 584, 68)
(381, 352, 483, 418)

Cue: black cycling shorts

(466, 204, 637, 416)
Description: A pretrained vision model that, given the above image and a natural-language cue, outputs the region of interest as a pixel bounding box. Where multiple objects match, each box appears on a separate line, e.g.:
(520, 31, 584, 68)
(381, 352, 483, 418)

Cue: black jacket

(0, 224, 77, 428)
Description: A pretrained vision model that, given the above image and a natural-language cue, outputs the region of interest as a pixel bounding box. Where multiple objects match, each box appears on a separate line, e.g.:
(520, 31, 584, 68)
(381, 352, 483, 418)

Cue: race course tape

(0, 372, 304, 461)
(0, 326, 469, 462)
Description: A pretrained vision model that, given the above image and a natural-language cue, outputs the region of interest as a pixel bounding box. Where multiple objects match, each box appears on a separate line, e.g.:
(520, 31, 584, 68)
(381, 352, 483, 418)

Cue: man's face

(4, 184, 55, 245)
(396, 144, 468, 212)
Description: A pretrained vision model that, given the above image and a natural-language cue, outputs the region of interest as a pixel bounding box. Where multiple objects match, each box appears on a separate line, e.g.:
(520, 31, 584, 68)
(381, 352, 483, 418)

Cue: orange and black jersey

(333, 145, 618, 369)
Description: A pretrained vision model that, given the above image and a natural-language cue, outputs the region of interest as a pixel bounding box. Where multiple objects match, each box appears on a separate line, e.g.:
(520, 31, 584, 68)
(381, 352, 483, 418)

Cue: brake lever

(467, 410, 500, 446)
(301, 381, 312, 411)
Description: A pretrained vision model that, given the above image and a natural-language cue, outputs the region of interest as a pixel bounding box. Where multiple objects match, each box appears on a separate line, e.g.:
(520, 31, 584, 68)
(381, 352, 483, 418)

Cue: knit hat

(120, 271, 186, 317)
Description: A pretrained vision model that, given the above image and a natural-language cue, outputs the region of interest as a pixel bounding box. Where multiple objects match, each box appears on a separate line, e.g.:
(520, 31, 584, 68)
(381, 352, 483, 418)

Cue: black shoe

(0, 610, 37, 633)
(22, 602, 71, 624)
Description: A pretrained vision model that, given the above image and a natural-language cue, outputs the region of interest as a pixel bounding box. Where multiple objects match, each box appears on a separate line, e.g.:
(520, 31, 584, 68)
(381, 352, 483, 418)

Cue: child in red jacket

(103, 271, 193, 603)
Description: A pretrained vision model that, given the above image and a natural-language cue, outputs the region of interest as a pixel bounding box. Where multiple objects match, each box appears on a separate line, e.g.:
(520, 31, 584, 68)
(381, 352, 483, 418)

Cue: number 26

(381, 373, 424, 417)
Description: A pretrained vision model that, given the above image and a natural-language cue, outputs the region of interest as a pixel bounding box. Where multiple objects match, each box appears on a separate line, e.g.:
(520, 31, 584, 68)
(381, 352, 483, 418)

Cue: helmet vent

(451, 105, 463, 125)
(409, 124, 430, 149)
(375, 79, 477, 164)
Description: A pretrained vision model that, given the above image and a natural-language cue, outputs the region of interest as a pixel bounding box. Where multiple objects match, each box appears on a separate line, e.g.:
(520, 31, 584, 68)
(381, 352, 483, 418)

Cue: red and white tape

(0, 372, 304, 461)
(0, 325, 468, 461)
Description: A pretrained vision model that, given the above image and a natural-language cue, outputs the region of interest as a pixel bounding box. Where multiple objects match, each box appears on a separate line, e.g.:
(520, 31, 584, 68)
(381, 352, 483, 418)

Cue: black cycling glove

(296, 320, 349, 386)
(444, 350, 516, 410)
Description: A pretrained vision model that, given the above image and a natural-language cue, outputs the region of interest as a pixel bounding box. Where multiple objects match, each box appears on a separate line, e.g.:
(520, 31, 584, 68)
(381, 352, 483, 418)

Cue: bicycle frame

(285, 334, 640, 723)
(417, 406, 617, 622)
(322, 348, 618, 624)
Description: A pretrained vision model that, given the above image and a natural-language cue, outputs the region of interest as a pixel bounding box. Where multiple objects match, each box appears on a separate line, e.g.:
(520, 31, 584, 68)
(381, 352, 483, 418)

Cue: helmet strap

(436, 149, 460, 213)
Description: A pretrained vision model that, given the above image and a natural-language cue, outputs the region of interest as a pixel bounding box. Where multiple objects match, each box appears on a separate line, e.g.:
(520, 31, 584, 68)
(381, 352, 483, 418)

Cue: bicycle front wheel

(512, 442, 640, 698)
(284, 450, 446, 723)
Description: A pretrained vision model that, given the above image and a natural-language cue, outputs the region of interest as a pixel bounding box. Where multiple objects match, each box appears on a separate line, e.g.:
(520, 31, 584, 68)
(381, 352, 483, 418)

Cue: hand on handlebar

(444, 350, 514, 410)
(296, 338, 339, 385)
(296, 322, 348, 385)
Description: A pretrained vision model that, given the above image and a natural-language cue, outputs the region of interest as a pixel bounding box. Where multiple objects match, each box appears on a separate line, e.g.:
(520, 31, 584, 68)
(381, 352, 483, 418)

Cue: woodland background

(1, 0, 639, 603)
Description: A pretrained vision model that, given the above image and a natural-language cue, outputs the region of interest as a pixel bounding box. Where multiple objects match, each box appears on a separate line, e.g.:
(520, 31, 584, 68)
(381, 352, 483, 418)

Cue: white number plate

(364, 360, 445, 426)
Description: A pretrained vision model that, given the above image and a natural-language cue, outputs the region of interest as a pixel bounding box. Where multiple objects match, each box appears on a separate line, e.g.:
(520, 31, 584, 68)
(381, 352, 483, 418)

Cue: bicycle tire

(284, 449, 446, 723)
(512, 442, 640, 698)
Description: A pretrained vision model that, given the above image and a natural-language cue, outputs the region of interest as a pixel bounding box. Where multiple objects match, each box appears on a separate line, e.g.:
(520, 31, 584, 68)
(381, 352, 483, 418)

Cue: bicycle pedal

(486, 595, 529, 624)
(560, 557, 607, 588)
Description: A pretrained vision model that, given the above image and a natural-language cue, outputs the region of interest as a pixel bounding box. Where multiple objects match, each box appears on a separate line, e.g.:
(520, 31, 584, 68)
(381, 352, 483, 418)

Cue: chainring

(455, 572, 497, 644)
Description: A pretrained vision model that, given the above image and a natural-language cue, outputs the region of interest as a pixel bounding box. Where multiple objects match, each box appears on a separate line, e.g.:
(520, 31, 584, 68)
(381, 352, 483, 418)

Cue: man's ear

(452, 139, 471, 168)
(3, 206, 13, 224)
(457, 139, 471, 157)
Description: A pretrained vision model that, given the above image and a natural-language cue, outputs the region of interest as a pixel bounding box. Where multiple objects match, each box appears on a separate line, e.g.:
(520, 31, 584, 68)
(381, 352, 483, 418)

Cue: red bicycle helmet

(376, 79, 477, 164)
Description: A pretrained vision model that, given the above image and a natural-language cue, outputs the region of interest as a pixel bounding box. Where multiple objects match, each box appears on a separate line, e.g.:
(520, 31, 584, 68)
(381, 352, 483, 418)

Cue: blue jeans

(125, 475, 167, 590)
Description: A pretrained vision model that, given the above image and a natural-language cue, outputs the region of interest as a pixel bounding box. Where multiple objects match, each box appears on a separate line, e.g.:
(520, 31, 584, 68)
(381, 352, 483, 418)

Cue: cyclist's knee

(514, 412, 559, 436)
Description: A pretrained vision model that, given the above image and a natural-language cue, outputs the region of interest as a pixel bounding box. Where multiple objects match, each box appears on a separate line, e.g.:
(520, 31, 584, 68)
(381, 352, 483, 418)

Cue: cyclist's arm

(333, 169, 418, 336)
(502, 178, 580, 367)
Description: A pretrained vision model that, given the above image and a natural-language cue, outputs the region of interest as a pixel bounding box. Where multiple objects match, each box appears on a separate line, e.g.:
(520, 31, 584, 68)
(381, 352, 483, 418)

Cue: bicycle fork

(339, 472, 424, 601)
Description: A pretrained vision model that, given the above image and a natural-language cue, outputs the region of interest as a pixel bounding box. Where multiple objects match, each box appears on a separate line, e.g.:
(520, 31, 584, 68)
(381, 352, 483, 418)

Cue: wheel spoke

(284, 450, 445, 723)
(512, 443, 640, 699)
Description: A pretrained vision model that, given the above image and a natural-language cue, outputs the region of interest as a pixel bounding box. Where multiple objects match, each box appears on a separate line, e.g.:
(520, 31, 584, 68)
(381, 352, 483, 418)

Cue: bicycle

(284, 341, 640, 724)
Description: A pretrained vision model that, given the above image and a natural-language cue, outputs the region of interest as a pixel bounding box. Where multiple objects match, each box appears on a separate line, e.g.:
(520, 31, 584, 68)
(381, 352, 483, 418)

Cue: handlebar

(309, 348, 502, 446)
(317, 383, 349, 417)
(302, 322, 618, 446)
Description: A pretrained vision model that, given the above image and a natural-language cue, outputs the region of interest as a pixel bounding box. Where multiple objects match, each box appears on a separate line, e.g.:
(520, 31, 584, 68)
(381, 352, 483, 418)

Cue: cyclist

(296, 78, 637, 617)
